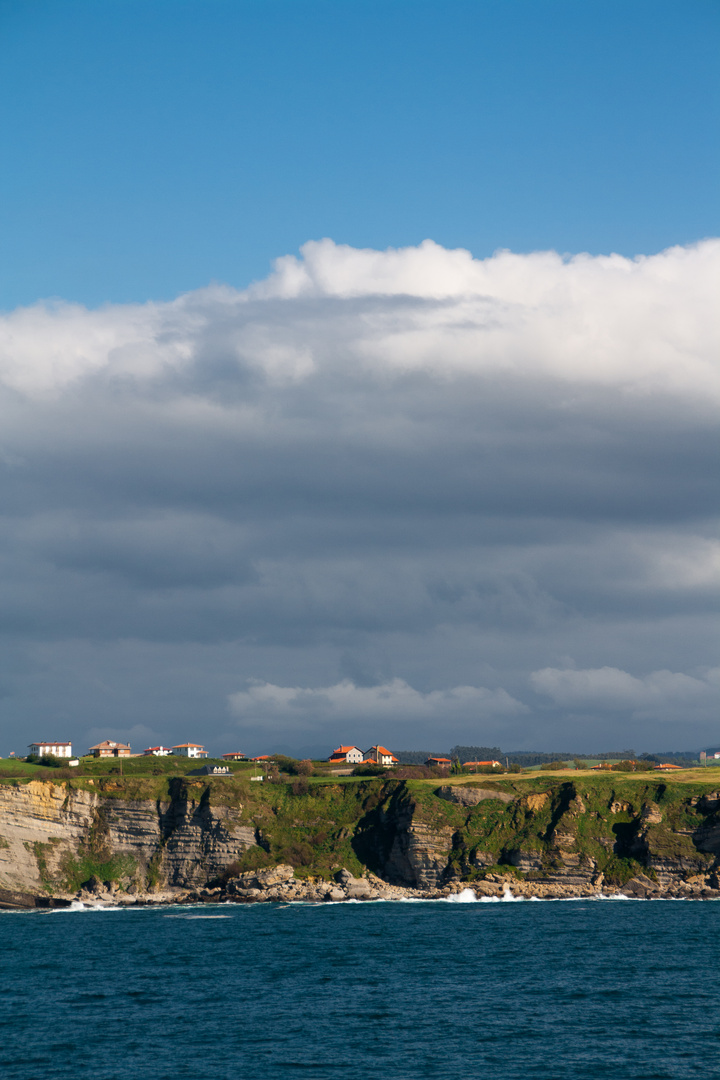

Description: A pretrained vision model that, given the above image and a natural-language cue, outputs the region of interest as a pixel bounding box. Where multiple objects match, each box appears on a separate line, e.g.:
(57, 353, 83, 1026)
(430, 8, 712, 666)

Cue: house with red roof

(426, 756, 452, 767)
(328, 745, 365, 764)
(171, 743, 208, 759)
(142, 745, 172, 756)
(365, 746, 398, 767)
(463, 760, 502, 770)
(222, 751, 247, 761)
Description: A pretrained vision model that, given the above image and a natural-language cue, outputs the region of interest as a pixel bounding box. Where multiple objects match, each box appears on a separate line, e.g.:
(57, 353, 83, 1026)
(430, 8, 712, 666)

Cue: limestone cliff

(0, 776, 258, 900)
(3, 774, 720, 904)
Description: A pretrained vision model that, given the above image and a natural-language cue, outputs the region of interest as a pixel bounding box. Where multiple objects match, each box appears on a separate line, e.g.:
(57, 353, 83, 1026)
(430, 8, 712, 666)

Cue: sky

(0, 0, 718, 758)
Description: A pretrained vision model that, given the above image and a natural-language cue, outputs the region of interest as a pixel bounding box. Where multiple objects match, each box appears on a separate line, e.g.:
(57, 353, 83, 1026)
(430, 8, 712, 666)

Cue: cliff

(2, 773, 720, 904)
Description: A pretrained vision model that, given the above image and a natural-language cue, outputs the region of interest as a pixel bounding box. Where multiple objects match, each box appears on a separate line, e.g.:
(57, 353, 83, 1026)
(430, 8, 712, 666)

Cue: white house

(328, 745, 365, 764)
(171, 743, 208, 758)
(364, 745, 398, 767)
(28, 741, 73, 759)
(142, 746, 173, 756)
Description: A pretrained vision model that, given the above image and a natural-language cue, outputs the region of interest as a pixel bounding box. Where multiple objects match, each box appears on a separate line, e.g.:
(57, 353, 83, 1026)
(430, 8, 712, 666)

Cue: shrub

(540, 760, 567, 771)
(276, 841, 314, 868)
(352, 764, 386, 777)
(290, 778, 309, 796)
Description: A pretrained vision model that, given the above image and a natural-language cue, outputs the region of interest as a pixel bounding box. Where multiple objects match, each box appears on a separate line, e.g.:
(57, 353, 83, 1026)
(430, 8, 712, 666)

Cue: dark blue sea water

(2, 894, 719, 1080)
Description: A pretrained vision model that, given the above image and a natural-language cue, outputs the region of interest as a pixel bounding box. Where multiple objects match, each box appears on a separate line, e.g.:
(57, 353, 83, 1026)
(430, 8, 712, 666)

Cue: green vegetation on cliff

(4, 768, 720, 896)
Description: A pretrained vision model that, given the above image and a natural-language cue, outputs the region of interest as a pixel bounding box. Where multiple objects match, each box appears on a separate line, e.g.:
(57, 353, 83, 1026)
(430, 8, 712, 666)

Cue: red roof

(172, 743, 205, 749)
(654, 763, 684, 770)
(333, 745, 361, 754)
(367, 746, 397, 758)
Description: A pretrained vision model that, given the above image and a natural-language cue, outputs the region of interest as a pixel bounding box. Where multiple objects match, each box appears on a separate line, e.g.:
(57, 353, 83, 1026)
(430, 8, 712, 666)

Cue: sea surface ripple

(1, 897, 718, 1079)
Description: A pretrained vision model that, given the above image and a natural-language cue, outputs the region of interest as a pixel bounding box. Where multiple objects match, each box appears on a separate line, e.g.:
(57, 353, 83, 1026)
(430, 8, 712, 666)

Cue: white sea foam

(163, 913, 233, 919)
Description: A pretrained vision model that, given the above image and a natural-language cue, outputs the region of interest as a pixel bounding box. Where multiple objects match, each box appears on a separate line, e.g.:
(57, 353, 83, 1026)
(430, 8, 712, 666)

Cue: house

(87, 740, 132, 758)
(171, 743, 208, 758)
(365, 746, 398, 767)
(426, 756, 452, 767)
(463, 760, 502, 770)
(142, 745, 172, 756)
(222, 751, 247, 761)
(251, 755, 274, 763)
(199, 764, 231, 776)
(590, 762, 614, 770)
(28, 741, 73, 759)
(328, 745, 365, 764)
(654, 763, 684, 771)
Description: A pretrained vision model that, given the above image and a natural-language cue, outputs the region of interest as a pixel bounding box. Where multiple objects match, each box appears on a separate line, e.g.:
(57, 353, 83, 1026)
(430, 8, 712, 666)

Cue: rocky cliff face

(0, 777, 258, 899)
(350, 777, 720, 899)
(3, 774, 720, 904)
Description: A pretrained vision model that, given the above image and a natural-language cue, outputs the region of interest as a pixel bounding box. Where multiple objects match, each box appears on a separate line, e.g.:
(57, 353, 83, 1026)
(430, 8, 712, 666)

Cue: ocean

(1, 894, 718, 1080)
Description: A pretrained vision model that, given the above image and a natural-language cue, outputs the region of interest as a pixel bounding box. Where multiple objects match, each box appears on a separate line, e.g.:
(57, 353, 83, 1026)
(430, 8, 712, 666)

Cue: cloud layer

(0, 239, 717, 755)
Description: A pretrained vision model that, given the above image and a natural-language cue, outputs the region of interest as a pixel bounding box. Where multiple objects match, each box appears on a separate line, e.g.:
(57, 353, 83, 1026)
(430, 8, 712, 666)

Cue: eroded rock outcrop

(4, 774, 720, 905)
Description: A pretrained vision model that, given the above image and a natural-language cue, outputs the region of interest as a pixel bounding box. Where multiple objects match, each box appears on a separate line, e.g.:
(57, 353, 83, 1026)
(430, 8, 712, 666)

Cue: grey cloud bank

(0, 239, 717, 757)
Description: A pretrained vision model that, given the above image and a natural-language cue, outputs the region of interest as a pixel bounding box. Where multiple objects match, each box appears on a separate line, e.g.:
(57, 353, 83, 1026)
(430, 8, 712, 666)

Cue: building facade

(87, 740, 132, 758)
(171, 743, 208, 758)
(28, 741, 73, 758)
(328, 745, 365, 764)
(365, 746, 398, 767)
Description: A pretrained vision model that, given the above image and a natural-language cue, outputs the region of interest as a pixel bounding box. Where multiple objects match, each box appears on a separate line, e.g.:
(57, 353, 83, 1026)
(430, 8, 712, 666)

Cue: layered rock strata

(3, 775, 720, 906)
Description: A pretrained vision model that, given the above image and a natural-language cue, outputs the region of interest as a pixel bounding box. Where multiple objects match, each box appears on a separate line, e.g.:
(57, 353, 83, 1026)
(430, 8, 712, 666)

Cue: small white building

(28, 741, 73, 759)
(328, 745, 365, 764)
(364, 745, 399, 767)
(171, 743, 208, 759)
(142, 745, 173, 756)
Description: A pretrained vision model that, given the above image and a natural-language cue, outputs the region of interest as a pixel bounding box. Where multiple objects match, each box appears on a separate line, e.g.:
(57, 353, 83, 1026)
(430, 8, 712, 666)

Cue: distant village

(5, 739, 708, 774)
(15, 738, 505, 773)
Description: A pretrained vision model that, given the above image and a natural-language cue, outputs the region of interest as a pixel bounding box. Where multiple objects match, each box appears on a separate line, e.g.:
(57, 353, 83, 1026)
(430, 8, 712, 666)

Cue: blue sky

(1, 0, 718, 308)
(0, 2, 718, 758)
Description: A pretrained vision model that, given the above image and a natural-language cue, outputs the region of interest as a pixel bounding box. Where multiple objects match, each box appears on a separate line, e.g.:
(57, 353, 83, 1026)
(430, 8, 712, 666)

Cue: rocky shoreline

(65, 862, 720, 908)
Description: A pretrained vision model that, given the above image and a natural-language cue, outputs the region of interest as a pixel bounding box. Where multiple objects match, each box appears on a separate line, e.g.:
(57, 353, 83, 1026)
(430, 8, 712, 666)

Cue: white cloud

(531, 665, 720, 719)
(0, 237, 717, 400)
(228, 677, 528, 731)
